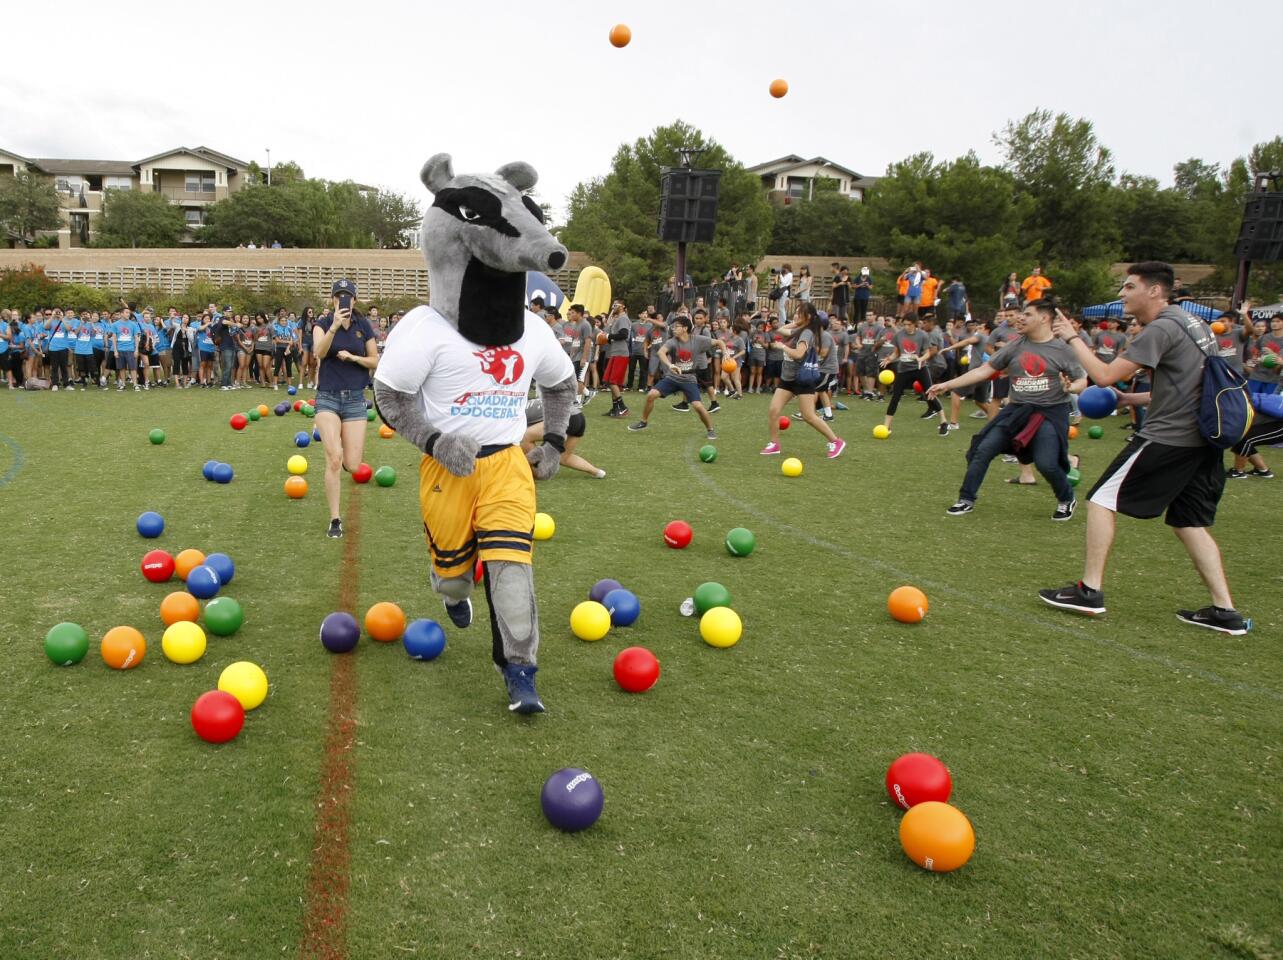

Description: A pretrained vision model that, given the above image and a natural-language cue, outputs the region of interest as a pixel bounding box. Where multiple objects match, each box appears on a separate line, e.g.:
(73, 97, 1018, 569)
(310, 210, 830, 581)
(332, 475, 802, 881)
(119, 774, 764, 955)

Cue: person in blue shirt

(24, 313, 46, 383)
(271, 308, 293, 390)
(45, 311, 73, 390)
(112, 308, 145, 391)
(298, 306, 318, 389)
(195, 313, 217, 386)
(89, 313, 109, 387)
(0, 312, 12, 389)
(72, 313, 96, 389)
(152, 311, 174, 387)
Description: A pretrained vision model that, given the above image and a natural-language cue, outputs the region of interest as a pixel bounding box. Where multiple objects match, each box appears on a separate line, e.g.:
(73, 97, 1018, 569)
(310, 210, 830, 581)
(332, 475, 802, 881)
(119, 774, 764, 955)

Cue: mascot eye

(458, 205, 482, 223)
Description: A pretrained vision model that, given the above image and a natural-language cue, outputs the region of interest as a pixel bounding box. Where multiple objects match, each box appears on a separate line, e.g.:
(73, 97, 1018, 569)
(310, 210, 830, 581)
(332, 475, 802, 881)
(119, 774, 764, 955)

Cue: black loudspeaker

(1234, 193, 1283, 262)
(658, 168, 721, 244)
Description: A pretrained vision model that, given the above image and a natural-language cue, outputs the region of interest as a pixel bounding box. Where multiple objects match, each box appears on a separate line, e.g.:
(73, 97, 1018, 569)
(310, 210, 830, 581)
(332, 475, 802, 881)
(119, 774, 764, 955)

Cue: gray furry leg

(483, 560, 539, 667)
(431, 570, 474, 602)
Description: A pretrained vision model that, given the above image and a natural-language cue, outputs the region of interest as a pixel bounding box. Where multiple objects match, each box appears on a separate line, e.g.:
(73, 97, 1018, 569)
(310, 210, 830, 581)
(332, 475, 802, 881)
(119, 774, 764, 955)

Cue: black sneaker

(326, 518, 343, 539)
(1249, 468, 1274, 479)
(672, 401, 690, 412)
(1226, 469, 1248, 479)
(919, 409, 938, 420)
(444, 597, 473, 628)
(1038, 582, 1105, 616)
(626, 420, 648, 432)
(501, 663, 545, 714)
(1175, 606, 1252, 636)
(938, 422, 949, 437)
(945, 500, 974, 516)
(607, 407, 629, 418)
(1052, 499, 1076, 522)
(708, 400, 721, 413)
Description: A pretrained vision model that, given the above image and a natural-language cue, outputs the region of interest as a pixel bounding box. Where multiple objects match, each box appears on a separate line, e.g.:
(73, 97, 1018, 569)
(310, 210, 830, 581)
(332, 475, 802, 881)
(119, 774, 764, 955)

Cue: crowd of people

(0, 300, 401, 392)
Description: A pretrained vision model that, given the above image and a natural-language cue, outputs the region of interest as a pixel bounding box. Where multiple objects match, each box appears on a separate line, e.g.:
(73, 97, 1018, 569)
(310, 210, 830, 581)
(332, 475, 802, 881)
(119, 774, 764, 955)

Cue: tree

(93, 190, 186, 248)
(558, 120, 773, 306)
(997, 110, 1118, 265)
(767, 187, 865, 256)
(863, 151, 1034, 306)
(1110, 175, 1193, 263)
(357, 189, 422, 249)
(203, 184, 313, 247)
(0, 170, 63, 246)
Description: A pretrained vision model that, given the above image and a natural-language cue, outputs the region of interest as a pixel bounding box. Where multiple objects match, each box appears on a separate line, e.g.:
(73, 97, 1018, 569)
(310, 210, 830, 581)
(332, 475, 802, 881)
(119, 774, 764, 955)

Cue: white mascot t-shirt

(375, 305, 574, 446)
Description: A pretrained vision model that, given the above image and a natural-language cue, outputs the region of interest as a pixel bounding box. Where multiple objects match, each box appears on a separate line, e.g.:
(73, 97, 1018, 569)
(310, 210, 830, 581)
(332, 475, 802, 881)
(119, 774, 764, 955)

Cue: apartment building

(747, 154, 878, 204)
(0, 145, 250, 247)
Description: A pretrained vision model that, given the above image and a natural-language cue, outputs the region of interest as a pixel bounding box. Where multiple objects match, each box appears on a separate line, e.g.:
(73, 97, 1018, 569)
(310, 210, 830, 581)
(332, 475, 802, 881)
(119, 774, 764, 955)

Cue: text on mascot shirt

(376, 305, 574, 446)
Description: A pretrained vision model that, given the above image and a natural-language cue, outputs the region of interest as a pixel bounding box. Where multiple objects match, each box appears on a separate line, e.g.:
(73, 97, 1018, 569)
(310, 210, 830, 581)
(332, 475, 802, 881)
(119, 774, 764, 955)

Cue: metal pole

(266, 149, 271, 186)
(676, 241, 687, 305)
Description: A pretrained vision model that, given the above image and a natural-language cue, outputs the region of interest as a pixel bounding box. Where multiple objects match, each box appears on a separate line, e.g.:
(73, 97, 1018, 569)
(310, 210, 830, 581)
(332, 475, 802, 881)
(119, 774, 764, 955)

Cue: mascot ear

(421, 154, 454, 193)
(496, 162, 538, 192)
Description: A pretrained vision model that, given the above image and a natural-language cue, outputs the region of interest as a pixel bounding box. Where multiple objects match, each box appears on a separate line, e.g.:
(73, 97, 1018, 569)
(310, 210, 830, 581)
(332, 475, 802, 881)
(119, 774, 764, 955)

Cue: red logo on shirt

(1219, 338, 1232, 350)
(900, 339, 917, 352)
(1019, 352, 1047, 377)
(677, 349, 693, 363)
(1101, 336, 1115, 349)
(473, 346, 525, 385)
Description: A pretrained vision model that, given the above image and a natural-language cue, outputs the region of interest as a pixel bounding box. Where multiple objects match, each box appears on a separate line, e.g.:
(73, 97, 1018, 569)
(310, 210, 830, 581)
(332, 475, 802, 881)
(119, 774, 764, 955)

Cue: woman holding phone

(313, 279, 380, 539)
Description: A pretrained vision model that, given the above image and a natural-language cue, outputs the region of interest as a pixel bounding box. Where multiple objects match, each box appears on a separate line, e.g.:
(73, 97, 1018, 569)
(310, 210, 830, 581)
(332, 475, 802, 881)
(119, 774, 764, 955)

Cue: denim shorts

(314, 388, 368, 421)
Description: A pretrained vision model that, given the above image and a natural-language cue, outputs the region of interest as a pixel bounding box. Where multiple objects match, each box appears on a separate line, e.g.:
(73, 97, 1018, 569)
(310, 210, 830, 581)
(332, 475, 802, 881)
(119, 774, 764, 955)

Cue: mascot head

(420, 153, 568, 347)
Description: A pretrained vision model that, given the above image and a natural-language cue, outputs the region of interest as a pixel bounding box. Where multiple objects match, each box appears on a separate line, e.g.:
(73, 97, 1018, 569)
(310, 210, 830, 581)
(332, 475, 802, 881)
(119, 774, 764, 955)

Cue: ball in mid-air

(608, 23, 631, 48)
(769, 78, 789, 98)
(533, 512, 556, 540)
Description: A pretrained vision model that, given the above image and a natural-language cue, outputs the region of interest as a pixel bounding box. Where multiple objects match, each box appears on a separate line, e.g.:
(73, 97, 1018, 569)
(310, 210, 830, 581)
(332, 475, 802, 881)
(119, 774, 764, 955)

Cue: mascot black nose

(547, 250, 566, 271)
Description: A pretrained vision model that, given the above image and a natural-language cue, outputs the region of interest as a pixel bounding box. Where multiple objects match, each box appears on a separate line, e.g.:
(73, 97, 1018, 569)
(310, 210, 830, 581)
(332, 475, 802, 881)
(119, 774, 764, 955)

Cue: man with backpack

(1038, 262, 1251, 635)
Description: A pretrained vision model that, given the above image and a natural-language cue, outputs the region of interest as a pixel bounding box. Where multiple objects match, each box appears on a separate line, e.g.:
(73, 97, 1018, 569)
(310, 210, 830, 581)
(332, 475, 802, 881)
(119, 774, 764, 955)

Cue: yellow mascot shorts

(418, 445, 535, 577)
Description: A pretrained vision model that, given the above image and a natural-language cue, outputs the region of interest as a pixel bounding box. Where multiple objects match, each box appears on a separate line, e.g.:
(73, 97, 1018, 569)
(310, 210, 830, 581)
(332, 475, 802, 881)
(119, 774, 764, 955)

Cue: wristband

(542, 434, 566, 454)
(424, 431, 440, 456)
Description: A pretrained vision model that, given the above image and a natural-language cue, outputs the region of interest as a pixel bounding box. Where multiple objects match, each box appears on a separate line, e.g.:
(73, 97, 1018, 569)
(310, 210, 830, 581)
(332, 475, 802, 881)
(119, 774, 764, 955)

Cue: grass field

(0, 384, 1280, 960)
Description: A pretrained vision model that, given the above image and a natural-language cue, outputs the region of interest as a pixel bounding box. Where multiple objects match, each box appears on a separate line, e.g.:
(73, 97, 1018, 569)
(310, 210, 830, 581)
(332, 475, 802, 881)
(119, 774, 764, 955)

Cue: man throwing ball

(627, 316, 723, 440)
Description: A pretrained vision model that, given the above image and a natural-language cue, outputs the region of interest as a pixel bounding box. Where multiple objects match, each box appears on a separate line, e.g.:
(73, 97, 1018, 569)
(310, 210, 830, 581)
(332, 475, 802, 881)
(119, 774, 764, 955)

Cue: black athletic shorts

(696, 367, 713, 389)
(778, 378, 816, 397)
(1087, 435, 1225, 528)
(993, 376, 1010, 401)
(856, 354, 878, 377)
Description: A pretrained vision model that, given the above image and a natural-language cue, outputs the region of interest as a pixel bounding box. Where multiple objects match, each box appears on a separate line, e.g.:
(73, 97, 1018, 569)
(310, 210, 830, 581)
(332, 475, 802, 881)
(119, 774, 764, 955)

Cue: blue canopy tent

(1081, 299, 1223, 321)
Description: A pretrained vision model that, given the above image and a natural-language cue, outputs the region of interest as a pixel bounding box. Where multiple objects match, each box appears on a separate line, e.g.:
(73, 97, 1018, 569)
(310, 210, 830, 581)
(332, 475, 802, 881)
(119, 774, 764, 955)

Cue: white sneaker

(51, 385, 58, 392)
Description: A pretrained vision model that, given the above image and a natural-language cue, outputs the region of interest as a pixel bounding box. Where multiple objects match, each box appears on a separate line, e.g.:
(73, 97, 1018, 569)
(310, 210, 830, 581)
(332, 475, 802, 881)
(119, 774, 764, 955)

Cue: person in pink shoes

(760, 302, 846, 460)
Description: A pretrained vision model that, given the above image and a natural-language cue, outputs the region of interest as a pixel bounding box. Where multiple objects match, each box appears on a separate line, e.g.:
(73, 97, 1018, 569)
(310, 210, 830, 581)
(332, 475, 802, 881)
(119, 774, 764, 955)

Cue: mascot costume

(374, 154, 577, 715)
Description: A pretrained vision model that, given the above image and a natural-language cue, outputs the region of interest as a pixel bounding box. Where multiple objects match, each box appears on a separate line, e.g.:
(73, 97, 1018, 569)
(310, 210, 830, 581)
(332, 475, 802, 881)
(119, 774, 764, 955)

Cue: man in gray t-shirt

(930, 300, 1087, 514)
(626, 316, 721, 439)
(601, 301, 632, 416)
(1037, 263, 1248, 634)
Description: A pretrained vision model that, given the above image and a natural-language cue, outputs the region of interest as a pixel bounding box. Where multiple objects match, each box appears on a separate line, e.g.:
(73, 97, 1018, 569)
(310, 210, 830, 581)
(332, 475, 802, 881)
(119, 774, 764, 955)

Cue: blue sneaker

(444, 597, 472, 628)
(835, 401, 849, 411)
(501, 663, 545, 714)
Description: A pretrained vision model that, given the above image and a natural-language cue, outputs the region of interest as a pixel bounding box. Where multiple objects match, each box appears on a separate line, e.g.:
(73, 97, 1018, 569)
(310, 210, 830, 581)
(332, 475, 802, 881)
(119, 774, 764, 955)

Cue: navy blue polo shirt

(316, 312, 375, 391)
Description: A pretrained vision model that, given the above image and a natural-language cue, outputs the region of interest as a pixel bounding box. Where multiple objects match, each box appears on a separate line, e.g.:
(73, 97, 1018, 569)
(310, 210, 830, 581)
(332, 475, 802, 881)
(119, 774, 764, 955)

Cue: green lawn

(0, 386, 1279, 960)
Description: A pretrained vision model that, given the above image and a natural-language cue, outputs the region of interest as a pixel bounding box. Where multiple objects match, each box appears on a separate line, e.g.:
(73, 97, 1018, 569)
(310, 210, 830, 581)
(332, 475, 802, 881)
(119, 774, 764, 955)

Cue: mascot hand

(527, 442, 562, 481)
(431, 433, 481, 477)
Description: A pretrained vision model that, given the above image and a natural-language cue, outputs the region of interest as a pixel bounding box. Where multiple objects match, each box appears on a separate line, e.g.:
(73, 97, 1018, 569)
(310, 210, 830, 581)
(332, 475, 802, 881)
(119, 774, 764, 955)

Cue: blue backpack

(1176, 318, 1253, 449)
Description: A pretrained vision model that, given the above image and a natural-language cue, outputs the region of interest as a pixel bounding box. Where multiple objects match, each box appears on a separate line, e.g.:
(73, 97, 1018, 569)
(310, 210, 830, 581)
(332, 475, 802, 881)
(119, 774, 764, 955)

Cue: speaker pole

(675, 241, 688, 306)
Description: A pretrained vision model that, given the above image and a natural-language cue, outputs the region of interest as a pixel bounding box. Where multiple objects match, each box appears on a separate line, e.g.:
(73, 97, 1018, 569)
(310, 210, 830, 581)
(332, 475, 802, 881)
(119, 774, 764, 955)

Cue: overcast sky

(2, 0, 1269, 222)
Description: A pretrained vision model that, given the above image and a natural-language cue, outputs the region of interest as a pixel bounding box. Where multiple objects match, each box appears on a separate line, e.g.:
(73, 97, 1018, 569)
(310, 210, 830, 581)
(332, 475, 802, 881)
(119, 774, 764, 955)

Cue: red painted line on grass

(299, 489, 363, 960)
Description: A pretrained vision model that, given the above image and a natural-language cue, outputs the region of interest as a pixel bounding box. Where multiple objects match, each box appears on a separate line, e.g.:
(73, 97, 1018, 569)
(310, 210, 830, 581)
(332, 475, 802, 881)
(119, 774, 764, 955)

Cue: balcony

(153, 187, 220, 203)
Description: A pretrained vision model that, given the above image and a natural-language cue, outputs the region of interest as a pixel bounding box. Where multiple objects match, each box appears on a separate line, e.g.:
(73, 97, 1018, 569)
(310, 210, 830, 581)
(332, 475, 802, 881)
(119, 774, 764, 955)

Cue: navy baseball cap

(331, 278, 357, 297)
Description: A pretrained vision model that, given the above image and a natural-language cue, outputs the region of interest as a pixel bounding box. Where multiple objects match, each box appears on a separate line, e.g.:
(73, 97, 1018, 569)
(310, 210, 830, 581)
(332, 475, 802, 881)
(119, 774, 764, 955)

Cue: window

(786, 176, 806, 199)
(184, 172, 216, 193)
(104, 176, 133, 191)
(184, 208, 206, 226)
(55, 175, 85, 194)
